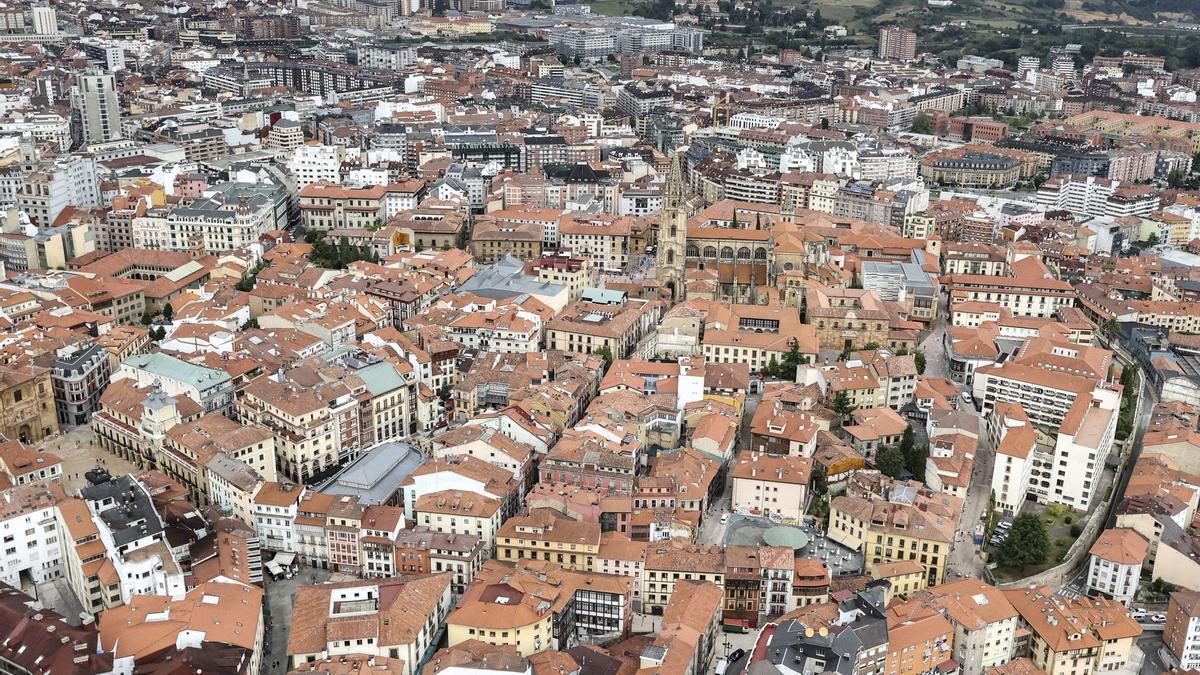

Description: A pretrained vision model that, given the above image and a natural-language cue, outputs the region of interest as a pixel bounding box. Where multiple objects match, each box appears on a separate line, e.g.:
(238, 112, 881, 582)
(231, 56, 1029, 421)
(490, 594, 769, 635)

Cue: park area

(990, 504, 1083, 582)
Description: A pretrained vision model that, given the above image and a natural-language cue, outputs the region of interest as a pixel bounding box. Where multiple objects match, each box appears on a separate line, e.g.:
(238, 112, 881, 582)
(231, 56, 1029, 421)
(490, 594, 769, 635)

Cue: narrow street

(919, 295, 992, 579)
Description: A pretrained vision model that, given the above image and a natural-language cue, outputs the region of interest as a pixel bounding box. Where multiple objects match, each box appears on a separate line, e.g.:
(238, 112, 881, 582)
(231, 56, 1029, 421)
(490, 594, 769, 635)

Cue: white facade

(72, 72, 123, 145)
(1170, 613, 1200, 670)
(1036, 397, 1118, 510)
(1087, 553, 1140, 606)
(17, 155, 102, 227)
(287, 145, 344, 188)
(0, 488, 65, 589)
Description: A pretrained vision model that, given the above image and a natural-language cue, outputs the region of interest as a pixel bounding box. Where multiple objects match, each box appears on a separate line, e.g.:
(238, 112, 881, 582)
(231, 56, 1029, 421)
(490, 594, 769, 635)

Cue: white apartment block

(253, 483, 304, 553)
(82, 476, 187, 604)
(1037, 175, 1160, 219)
(988, 403, 1037, 516)
(287, 144, 345, 188)
(1033, 394, 1118, 510)
(971, 362, 1120, 432)
(17, 155, 101, 227)
(1086, 528, 1147, 607)
(0, 483, 66, 590)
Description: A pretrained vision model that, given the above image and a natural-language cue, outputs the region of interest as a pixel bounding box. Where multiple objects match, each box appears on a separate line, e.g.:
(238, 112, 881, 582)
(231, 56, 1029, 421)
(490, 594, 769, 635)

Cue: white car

(1151, 614, 1166, 623)
(960, 392, 973, 403)
(720, 513, 730, 524)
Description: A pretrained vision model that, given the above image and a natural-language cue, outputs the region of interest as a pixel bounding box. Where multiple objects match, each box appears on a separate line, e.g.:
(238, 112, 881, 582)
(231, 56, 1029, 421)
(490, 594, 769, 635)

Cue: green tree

(140, 310, 153, 326)
(914, 352, 927, 375)
(911, 112, 933, 134)
(765, 355, 781, 378)
(162, 303, 174, 321)
(781, 338, 808, 380)
(240, 318, 259, 331)
(832, 391, 856, 419)
(995, 513, 1050, 570)
(595, 344, 614, 373)
(876, 446, 906, 478)
(907, 444, 929, 481)
(437, 383, 453, 402)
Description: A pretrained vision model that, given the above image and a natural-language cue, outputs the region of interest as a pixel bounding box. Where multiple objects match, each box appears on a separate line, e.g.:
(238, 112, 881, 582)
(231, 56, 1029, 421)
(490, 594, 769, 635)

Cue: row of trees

(1115, 363, 1140, 442)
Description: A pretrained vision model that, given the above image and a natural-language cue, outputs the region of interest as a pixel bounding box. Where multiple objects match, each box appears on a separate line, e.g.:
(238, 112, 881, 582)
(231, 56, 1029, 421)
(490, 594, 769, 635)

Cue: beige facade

(0, 363, 58, 444)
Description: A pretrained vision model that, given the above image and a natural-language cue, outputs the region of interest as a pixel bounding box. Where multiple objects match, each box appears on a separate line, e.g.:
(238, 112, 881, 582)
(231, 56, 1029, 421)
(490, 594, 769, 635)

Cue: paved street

(262, 566, 333, 674)
(919, 295, 994, 579)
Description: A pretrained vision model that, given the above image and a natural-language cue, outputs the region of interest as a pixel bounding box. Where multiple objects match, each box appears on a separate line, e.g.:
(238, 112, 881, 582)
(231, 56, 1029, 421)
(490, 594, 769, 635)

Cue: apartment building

(1003, 587, 1141, 675)
(286, 574, 453, 675)
(448, 559, 633, 655)
(393, 526, 486, 596)
(545, 290, 661, 359)
(1165, 591, 1200, 670)
(97, 579, 264, 674)
(1037, 175, 1160, 219)
(944, 260, 1075, 319)
(495, 510, 601, 571)
(253, 481, 305, 554)
(878, 26, 917, 61)
(160, 413, 276, 507)
(730, 452, 813, 521)
(989, 403, 1038, 516)
(0, 482, 66, 591)
(829, 475, 960, 586)
(884, 600, 956, 675)
(414, 490, 504, 554)
(81, 475, 186, 604)
(237, 368, 361, 484)
(914, 578, 1019, 675)
(643, 539, 726, 615)
(1086, 528, 1148, 607)
(558, 213, 633, 271)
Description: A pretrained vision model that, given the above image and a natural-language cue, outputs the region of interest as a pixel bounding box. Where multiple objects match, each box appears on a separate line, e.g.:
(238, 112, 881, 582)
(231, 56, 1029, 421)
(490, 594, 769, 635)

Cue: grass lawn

(990, 506, 1082, 582)
(589, 0, 637, 15)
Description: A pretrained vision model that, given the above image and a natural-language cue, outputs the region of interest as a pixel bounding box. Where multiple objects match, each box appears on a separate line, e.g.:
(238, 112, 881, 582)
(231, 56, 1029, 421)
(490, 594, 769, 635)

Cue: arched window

(686, 244, 699, 257)
(754, 247, 767, 260)
(784, 262, 794, 271)
(667, 250, 675, 265)
(720, 247, 734, 259)
(737, 247, 751, 260)
(703, 246, 717, 258)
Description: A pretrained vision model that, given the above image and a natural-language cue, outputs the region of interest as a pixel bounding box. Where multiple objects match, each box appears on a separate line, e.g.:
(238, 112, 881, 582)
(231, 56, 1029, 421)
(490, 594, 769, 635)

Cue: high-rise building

(877, 26, 917, 61)
(71, 71, 122, 146)
(30, 3, 56, 35)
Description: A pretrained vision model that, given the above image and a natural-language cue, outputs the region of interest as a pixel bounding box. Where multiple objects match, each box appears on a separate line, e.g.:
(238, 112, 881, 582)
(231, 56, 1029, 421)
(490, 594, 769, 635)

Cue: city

(0, 0, 1200, 674)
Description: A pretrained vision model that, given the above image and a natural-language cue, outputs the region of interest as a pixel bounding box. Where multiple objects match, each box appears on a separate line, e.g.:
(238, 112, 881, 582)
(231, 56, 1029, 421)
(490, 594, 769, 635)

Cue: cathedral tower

(656, 151, 688, 304)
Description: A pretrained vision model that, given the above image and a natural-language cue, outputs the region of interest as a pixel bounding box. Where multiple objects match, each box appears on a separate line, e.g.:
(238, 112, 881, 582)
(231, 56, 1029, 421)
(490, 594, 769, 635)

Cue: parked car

(960, 392, 973, 403)
(1151, 614, 1166, 623)
(720, 513, 730, 524)
(729, 649, 747, 663)
(1130, 609, 1147, 620)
